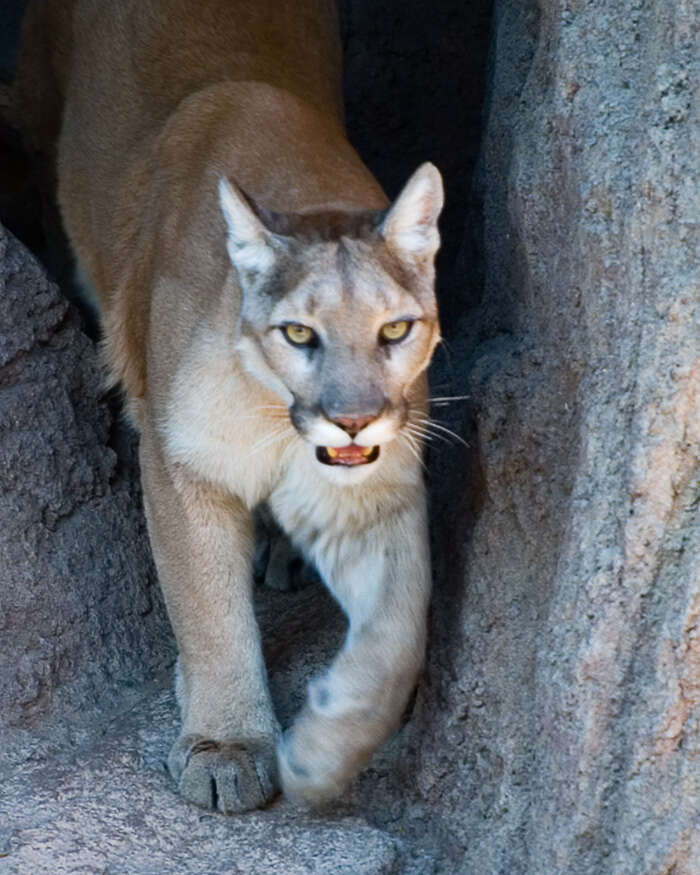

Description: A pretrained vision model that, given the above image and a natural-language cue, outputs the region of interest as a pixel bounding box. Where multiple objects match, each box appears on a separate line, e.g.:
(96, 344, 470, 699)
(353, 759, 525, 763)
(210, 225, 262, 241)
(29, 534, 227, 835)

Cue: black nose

(332, 413, 376, 437)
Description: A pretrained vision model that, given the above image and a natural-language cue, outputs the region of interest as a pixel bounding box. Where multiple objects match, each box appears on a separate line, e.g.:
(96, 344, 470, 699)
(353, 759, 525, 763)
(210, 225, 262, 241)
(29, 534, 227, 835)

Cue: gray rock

(0, 224, 174, 733)
(405, 1, 700, 873)
(0, 686, 399, 875)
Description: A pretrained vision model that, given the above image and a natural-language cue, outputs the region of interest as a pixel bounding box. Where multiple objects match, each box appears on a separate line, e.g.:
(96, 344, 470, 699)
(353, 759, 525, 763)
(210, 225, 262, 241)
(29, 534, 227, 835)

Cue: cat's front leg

(277, 496, 431, 802)
(140, 422, 279, 813)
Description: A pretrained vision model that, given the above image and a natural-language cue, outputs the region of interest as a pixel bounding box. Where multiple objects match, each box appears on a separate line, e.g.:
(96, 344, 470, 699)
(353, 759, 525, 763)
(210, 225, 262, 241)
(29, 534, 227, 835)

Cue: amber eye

(283, 323, 317, 347)
(379, 320, 412, 344)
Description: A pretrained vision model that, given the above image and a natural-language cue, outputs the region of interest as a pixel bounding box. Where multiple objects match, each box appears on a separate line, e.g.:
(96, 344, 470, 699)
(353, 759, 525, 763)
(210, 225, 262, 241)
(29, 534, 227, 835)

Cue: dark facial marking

(252, 207, 382, 243)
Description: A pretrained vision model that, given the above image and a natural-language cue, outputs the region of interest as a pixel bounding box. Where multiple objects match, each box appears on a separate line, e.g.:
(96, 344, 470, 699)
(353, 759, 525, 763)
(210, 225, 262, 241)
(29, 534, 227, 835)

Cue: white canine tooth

(326, 446, 339, 458)
(361, 446, 373, 457)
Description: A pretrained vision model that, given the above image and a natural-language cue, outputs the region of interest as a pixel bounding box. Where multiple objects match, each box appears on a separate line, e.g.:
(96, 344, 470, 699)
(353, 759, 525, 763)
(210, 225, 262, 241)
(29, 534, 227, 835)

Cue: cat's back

(19, 0, 344, 167)
(69, 0, 344, 124)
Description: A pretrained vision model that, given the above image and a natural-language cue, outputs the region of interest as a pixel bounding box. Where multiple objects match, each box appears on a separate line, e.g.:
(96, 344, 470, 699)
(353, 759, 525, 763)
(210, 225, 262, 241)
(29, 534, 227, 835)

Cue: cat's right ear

(218, 177, 277, 280)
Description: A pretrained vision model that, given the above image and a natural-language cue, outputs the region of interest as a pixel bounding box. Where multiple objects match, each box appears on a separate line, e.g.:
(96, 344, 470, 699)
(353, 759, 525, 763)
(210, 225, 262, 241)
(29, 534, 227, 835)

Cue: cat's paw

(276, 718, 352, 805)
(168, 734, 279, 813)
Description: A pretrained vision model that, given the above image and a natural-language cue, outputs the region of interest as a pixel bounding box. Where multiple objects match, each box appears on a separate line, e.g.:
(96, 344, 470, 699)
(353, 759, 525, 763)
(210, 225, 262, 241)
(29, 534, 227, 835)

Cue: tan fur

(19, 0, 443, 811)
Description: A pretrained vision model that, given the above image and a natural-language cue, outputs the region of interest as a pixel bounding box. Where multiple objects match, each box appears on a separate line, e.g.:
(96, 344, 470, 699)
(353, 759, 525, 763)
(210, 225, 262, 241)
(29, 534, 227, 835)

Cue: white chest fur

(163, 321, 426, 624)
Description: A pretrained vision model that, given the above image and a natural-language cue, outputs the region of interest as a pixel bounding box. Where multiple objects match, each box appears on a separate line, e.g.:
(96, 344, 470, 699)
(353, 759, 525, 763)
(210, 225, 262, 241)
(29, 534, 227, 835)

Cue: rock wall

(406, 1, 700, 872)
(0, 225, 173, 735)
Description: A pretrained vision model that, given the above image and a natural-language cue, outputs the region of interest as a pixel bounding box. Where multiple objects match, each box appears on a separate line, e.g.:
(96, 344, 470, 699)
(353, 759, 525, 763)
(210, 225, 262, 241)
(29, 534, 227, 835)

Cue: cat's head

(219, 164, 443, 481)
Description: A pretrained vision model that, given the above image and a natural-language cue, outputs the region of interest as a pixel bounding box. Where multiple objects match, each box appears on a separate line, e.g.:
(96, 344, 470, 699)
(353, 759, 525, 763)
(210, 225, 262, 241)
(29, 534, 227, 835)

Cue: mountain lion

(19, 0, 443, 811)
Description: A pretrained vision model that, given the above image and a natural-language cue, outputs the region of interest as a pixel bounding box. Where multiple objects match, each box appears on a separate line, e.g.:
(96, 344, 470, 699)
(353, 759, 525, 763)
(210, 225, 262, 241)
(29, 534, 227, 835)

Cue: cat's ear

(380, 163, 443, 262)
(218, 177, 277, 278)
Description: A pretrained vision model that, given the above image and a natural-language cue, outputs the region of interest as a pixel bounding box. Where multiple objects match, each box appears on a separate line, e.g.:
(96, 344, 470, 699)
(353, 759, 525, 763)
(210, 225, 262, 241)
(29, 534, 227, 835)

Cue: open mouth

(316, 444, 380, 466)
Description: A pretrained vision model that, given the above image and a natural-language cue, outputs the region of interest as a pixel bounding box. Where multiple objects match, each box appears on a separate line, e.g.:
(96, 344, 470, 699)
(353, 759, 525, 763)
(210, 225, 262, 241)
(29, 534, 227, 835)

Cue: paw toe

(170, 735, 278, 813)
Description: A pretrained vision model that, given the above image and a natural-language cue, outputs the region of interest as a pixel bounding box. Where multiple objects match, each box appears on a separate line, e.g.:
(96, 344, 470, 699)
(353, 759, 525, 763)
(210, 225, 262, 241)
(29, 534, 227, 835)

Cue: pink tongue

(335, 444, 367, 464)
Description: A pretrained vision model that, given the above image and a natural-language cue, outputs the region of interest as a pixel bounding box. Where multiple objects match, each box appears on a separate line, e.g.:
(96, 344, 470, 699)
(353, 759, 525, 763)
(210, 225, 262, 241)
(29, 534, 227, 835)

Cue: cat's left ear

(218, 177, 278, 279)
(380, 163, 444, 262)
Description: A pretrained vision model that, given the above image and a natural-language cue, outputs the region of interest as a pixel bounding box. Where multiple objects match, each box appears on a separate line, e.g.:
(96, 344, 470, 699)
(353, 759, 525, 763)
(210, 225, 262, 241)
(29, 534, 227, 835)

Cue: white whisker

(428, 395, 471, 405)
(404, 423, 435, 444)
(250, 425, 295, 454)
(238, 411, 289, 422)
(402, 428, 421, 451)
(413, 426, 454, 447)
(412, 417, 470, 449)
(406, 418, 449, 444)
(399, 434, 428, 473)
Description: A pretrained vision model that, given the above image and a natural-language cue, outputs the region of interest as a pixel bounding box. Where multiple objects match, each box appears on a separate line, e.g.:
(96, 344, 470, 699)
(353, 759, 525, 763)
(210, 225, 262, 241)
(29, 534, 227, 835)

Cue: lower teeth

(322, 446, 376, 461)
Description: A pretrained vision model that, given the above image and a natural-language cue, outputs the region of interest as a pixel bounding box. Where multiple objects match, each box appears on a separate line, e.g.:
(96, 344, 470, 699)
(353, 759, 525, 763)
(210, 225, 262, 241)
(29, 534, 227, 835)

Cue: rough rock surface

(404, 1, 700, 872)
(0, 691, 410, 875)
(0, 224, 173, 733)
(0, 684, 404, 875)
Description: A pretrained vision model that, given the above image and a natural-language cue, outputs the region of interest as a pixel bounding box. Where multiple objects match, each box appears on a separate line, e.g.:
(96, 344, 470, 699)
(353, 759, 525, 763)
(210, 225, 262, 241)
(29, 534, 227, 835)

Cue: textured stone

(0, 224, 173, 731)
(0, 685, 399, 875)
(405, 1, 700, 872)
